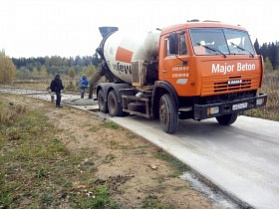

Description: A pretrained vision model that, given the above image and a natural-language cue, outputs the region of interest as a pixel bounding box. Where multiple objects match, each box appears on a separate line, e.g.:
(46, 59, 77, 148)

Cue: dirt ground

(3, 94, 222, 209)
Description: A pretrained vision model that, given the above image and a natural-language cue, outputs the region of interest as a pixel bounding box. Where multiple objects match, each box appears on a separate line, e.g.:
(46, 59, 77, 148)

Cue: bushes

(0, 50, 16, 84)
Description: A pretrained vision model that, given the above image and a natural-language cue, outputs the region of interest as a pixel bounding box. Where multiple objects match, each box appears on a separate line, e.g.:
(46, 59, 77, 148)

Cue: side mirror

(169, 33, 178, 55)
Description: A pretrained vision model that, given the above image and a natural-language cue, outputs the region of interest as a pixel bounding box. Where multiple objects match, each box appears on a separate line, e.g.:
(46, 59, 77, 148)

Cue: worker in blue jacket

(79, 75, 89, 98)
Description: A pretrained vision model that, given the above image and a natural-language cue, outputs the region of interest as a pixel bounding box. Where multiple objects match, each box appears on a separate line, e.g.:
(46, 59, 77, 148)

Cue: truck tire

(98, 89, 107, 113)
(108, 90, 123, 116)
(159, 94, 178, 134)
(216, 113, 238, 125)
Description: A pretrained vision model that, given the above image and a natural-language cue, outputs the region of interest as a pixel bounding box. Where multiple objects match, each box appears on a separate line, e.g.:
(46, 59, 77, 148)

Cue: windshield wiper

(230, 42, 254, 58)
(197, 43, 227, 58)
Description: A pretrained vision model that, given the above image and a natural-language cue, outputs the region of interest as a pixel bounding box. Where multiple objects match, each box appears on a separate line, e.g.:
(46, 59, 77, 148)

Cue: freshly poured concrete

(110, 116, 279, 209)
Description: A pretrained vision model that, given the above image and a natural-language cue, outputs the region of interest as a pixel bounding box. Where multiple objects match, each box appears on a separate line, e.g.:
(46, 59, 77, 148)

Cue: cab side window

(178, 33, 187, 55)
(166, 32, 187, 57)
(166, 38, 175, 57)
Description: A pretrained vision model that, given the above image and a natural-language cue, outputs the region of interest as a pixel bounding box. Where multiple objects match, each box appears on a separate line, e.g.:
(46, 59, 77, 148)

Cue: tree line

(254, 39, 279, 70)
(11, 53, 101, 80)
(12, 54, 101, 69)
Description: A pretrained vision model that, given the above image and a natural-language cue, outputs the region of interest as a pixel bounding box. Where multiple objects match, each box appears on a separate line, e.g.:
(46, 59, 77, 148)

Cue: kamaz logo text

(228, 79, 242, 85)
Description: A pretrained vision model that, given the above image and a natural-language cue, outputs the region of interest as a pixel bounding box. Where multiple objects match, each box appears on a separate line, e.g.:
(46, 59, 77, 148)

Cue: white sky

(1, 0, 278, 58)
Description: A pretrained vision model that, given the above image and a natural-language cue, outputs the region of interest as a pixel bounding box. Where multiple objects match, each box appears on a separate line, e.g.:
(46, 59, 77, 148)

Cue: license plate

(232, 102, 248, 111)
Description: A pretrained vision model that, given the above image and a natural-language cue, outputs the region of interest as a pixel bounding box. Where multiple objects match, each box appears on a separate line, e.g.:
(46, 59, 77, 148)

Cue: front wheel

(216, 113, 238, 125)
(159, 94, 178, 134)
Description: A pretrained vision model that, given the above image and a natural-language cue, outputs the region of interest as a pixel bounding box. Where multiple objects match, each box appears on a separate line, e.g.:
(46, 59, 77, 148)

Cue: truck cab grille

(201, 75, 260, 96)
(214, 77, 251, 92)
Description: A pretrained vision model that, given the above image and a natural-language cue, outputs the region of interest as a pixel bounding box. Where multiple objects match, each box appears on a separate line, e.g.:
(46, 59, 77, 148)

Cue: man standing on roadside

(50, 74, 64, 108)
(79, 75, 89, 99)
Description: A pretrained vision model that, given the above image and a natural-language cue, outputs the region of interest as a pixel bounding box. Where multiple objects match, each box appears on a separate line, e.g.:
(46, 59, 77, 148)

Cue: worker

(79, 75, 89, 98)
(50, 74, 64, 108)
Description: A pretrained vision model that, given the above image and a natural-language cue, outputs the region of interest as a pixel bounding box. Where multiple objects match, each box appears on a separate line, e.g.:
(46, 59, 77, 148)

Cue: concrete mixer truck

(94, 20, 267, 134)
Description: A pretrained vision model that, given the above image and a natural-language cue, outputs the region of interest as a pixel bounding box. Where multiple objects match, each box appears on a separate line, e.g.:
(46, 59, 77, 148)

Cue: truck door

(159, 32, 189, 95)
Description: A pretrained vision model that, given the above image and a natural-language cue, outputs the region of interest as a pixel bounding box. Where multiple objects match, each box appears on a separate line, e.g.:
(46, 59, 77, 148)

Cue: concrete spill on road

(180, 172, 239, 209)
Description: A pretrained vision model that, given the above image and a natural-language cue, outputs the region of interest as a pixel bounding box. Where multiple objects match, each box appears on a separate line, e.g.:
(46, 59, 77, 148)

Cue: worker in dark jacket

(50, 74, 64, 108)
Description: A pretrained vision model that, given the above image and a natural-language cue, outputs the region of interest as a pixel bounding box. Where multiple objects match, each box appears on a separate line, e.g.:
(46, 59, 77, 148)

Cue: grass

(101, 121, 120, 130)
(244, 70, 279, 121)
(8, 78, 81, 95)
(103, 154, 116, 164)
(0, 99, 118, 208)
(154, 150, 189, 178)
(141, 194, 174, 209)
(10, 78, 53, 92)
(0, 101, 26, 125)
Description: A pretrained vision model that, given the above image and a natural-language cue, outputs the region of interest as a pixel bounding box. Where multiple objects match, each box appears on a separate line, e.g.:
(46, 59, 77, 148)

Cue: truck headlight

(256, 98, 264, 106)
(207, 106, 219, 115)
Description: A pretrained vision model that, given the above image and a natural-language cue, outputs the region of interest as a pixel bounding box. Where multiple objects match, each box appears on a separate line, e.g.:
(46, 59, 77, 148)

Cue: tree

(68, 67, 76, 80)
(92, 53, 101, 66)
(32, 67, 39, 78)
(254, 39, 260, 55)
(0, 50, 16, 83)
(16, 67, 32, 79)
(68, 67, 76, 87)
(75, 56, 84, 66)
(40, 65, 48, 78)
(80, 64, 96, 78)
(264, 57, 273, 72)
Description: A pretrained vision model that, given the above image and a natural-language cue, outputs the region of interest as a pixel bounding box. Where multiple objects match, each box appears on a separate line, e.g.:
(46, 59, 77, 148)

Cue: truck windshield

(190, 28, 255, 56)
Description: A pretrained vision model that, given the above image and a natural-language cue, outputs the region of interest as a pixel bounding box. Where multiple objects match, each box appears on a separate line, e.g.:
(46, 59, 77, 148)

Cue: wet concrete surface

(0, 87, 95, 105)
(110, 116, 279, 209)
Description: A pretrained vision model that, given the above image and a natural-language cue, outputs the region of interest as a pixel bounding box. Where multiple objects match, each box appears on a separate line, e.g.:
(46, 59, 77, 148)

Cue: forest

(11, 53, 101, 80)
(254, 39, 279, 69)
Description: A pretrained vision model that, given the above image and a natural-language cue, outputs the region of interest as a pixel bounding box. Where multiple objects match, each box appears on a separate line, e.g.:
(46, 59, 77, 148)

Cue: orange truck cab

(96, 21, 267, 134)
(155, 21, 267, 128)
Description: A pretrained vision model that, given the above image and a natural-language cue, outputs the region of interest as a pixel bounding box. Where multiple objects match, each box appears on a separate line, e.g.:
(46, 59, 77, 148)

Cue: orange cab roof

(161, 21, 247, 36)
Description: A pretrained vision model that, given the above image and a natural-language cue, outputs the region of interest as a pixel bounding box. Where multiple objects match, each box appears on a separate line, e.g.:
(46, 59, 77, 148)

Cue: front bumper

(194, 93, 267, 120)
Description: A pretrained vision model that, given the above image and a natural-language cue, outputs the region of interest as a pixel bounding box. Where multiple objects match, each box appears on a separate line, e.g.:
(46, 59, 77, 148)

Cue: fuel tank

(98, 27, 160, 84)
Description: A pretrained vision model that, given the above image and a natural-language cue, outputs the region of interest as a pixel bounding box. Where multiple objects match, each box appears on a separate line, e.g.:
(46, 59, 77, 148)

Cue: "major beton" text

(212, 63, 256, 75)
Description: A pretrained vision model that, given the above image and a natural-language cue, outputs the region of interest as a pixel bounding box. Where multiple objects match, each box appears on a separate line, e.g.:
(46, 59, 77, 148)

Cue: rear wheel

(98, 89, 107, 113)
(159, 94, 178, 134)
(216, 113, 238, 125)
(108, 90, 123, 116)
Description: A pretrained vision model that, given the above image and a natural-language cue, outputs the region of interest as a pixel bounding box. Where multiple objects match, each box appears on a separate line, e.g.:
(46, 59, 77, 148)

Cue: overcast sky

(1, 0, 278, 58)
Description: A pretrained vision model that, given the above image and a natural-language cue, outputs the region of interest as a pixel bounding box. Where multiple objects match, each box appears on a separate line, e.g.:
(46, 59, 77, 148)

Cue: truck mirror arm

(175, 55, 188, 65)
